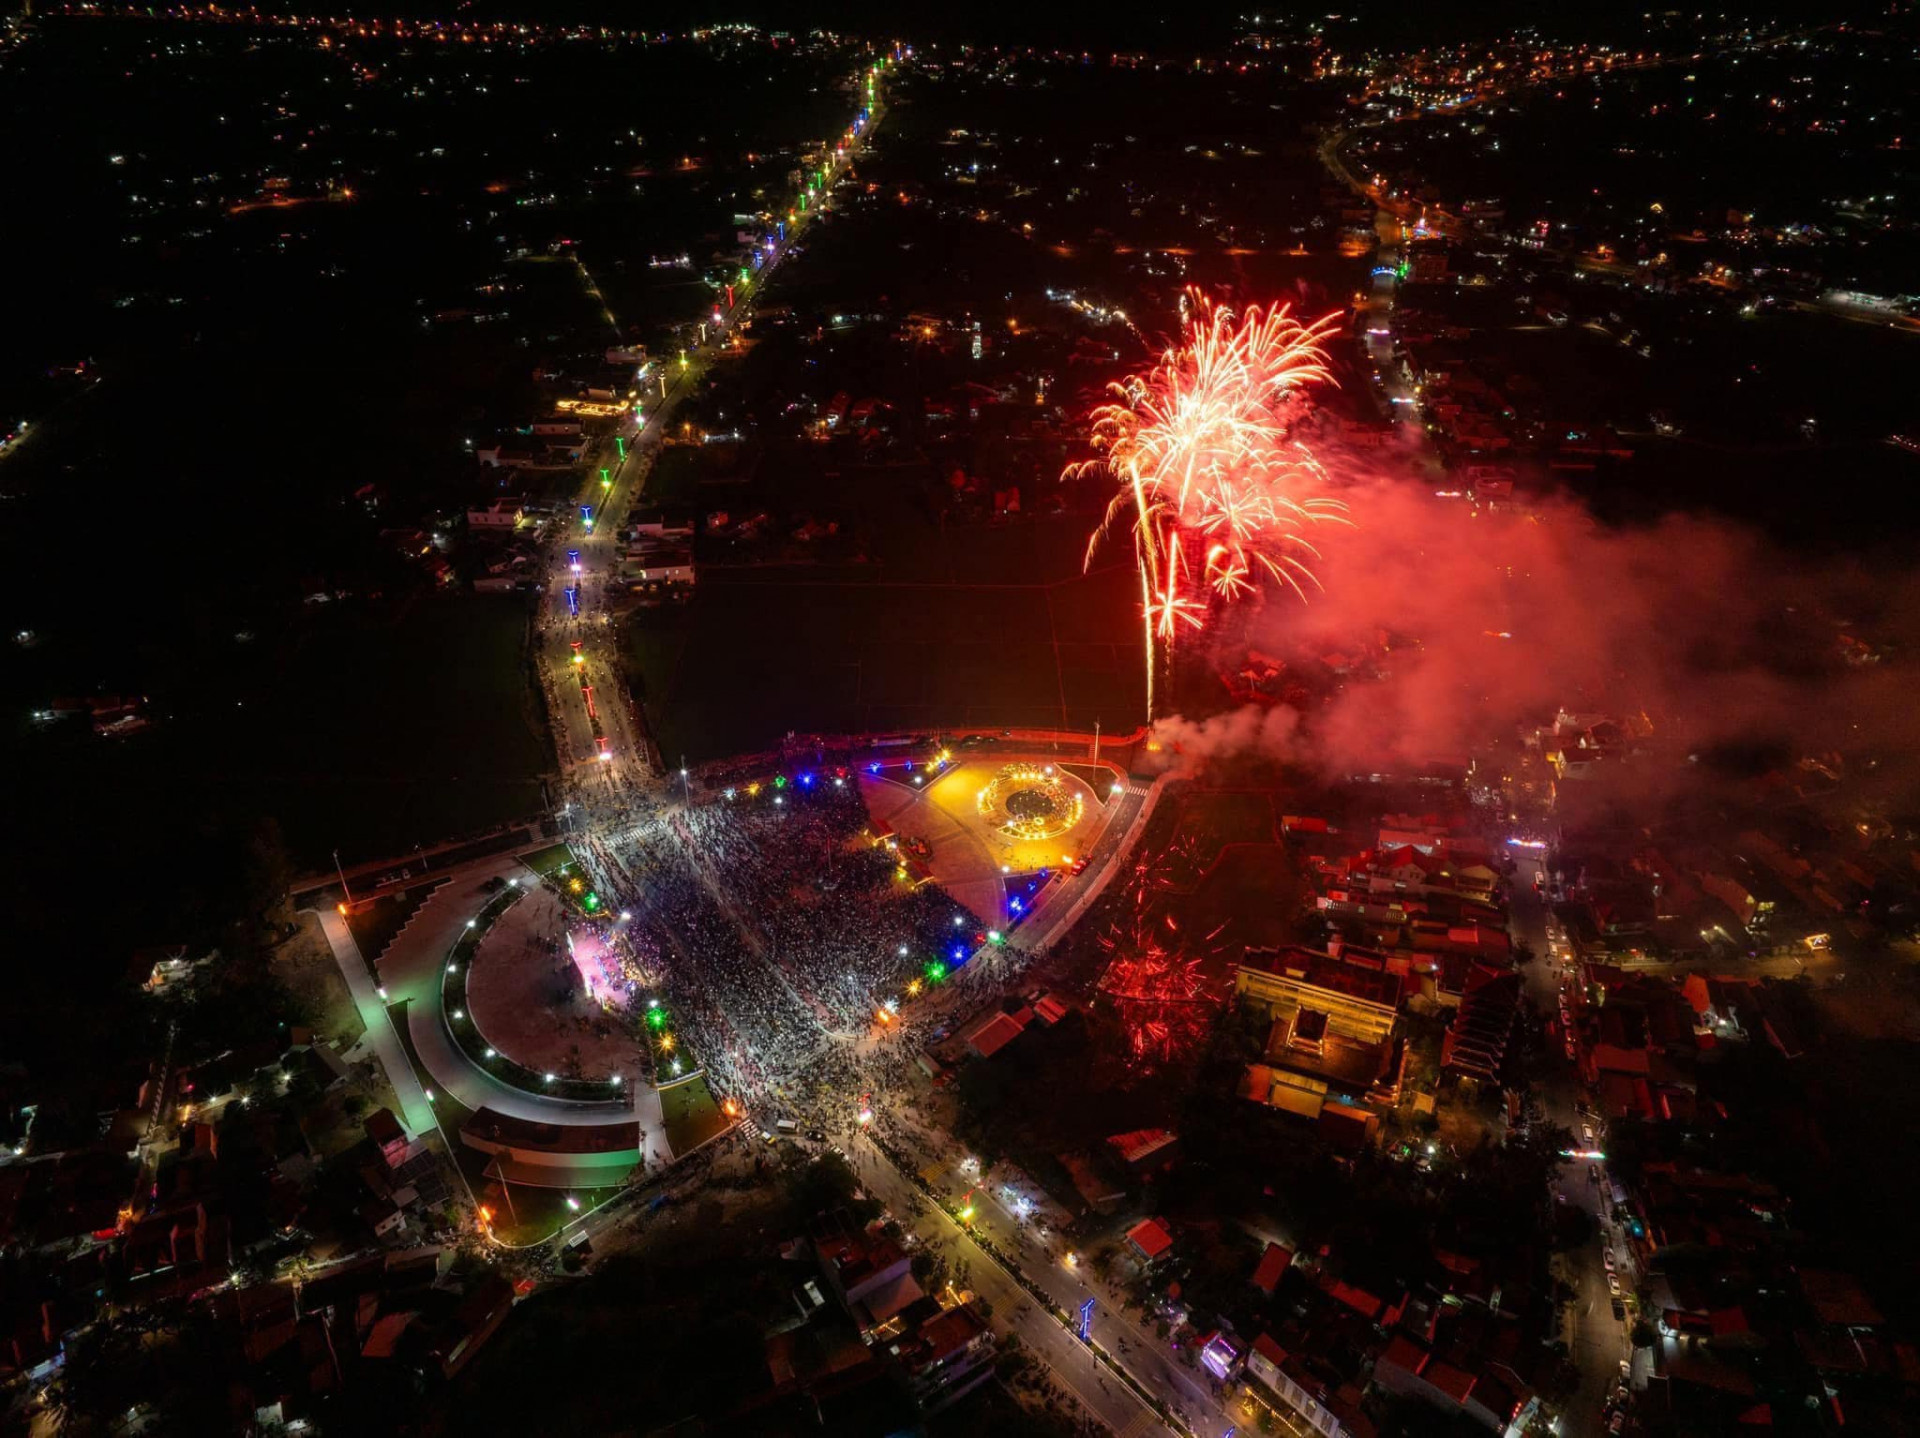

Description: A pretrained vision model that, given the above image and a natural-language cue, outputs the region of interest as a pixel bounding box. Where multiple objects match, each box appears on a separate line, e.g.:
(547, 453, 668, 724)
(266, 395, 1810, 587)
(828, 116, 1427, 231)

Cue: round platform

(465, 885, 647, 1083)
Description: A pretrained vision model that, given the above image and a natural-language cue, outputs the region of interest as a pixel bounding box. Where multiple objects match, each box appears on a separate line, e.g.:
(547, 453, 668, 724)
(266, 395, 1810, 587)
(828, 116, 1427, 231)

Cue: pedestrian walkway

(314, 906, 437, 1140)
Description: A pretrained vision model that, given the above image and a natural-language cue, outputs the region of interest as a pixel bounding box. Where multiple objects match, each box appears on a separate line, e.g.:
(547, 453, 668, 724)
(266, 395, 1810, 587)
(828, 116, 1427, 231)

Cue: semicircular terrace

(370, 851, 666, 1169)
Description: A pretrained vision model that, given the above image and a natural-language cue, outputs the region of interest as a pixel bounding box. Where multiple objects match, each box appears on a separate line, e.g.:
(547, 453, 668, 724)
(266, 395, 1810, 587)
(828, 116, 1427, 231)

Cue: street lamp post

(333, 848, 353, 908)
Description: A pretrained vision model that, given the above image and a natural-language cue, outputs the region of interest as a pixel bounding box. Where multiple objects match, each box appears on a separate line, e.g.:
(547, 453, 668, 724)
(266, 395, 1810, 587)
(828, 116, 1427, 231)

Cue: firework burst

(1095, 910, 1228, 1070)
(1072, 290, 1350, 717)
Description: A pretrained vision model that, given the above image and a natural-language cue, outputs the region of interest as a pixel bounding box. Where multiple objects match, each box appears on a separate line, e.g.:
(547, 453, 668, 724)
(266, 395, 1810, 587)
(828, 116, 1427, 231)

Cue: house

(466, 500, 523, 529)
(817, 1227, 924, 1339)
(1105, 1129, 1179, 1179)
(1238, 944, 1408, 1118)
(1441, 968, 1521, 1084)
(422, 1272, 515, 1380)
(1125, 1217, 1174, 1265)
(628, 506, 696, 539)
(895, 1303, 994, 1412)
(958, 1004, 1031, 1059)
(1054, 1149, 1126, 1215)
(1252, 1242, 1294, 1295)
(623, 546, 696, 588)
(1244, 1332, 1376, 1438)
(364, 1108, 410, 1170)
(1373, 1330, 1535, 1433)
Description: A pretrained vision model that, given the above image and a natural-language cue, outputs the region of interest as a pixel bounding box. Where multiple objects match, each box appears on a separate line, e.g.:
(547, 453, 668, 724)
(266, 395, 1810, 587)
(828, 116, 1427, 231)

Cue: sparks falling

(1073, 290, 1350, 717)
(1095, 910, 1228, 1071)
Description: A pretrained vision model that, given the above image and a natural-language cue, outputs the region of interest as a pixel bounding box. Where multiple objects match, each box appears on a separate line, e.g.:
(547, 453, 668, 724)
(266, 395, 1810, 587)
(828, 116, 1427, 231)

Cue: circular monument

(976, 763, 1085, 841)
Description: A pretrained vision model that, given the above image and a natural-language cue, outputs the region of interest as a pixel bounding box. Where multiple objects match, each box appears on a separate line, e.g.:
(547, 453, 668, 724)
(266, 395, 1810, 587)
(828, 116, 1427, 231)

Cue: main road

(536, 68, 892, 801)
(848, 1128, 1179, 1438)
(1508, 852, 1629, 1437)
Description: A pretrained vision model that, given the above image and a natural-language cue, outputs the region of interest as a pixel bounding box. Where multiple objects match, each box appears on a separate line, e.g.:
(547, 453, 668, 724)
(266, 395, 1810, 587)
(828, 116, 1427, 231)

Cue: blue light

(951, 945, 964, 960)
(1010, 898, 1023, 912)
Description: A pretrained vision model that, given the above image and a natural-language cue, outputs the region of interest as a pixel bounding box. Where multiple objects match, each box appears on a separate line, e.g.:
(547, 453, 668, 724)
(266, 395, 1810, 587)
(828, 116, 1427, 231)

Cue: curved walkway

(370, 851, 666, 1156)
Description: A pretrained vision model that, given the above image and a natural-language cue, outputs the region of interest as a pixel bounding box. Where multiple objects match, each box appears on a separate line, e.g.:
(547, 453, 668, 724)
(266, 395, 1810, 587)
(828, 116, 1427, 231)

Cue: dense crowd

(567, 778, 983, 1103)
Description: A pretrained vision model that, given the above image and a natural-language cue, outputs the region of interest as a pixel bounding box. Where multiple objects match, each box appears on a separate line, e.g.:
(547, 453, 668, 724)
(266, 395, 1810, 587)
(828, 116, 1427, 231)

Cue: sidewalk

(314, 906, 438, 1139)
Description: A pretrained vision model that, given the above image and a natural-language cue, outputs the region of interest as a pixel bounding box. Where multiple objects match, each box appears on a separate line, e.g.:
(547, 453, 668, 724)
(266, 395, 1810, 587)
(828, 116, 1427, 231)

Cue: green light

(773, 775, 787, 789)
(615, 436, 626, 457)
(584, 892, 599, 910)
(926, 961, 947, 984)
(647, 1008, 667, 1029)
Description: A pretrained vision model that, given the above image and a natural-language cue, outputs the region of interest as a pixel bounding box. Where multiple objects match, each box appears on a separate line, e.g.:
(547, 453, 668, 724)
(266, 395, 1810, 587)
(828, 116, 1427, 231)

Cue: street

(848, 1129, 1179, 1438)
(1509, 853, 1630, 1438)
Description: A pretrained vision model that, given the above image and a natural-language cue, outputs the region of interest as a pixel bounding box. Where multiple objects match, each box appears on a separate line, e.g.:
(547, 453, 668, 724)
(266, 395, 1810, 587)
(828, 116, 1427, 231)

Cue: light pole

(680, 757, 690, 805)
(1092, 717, 1100, 764)
(333, 848, 353, 908)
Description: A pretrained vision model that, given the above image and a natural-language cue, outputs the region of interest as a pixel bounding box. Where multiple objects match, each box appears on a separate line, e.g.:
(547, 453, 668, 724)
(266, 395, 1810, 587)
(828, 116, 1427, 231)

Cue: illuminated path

(314, 906, 438, 1140)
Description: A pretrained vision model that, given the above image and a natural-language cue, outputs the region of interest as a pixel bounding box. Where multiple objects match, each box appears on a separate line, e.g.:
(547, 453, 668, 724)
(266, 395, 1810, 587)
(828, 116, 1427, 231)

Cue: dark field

(11, 595, 549, 888)
(630, 525, 1144, 764)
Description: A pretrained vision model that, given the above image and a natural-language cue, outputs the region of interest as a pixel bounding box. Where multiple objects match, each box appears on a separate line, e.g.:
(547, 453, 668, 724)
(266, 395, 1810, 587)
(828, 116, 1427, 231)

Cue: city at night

(2, 2, 1918, 1435)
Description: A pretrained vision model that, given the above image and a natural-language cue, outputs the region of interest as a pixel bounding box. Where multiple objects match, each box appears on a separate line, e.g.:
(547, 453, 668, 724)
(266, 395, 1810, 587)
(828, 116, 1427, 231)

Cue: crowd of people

(555, 775, 998, 1107)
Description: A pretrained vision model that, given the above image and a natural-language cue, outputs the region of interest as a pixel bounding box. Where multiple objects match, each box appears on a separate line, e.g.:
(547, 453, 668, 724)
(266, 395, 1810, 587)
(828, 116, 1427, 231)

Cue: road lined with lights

(850, 1129, 1179, 1438)
(535, 53, 898, 798)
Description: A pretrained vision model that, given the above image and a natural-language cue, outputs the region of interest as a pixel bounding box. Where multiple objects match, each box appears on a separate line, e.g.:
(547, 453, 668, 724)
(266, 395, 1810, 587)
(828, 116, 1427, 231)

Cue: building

(1372, 1330, 1535, 1434)
(895, 1303, 994, 1412)
(1105, 1128, 1180, 1179)
(1441, 968, 1521, 1084)
(1251, 1242, 1294, 1296)
(817, 1227, 924, 1340)
(421, 1272, 515, 1380)
(958, 1003, 1032, 1059)
(1244, 1332, 1376, 1438)
(1125, 1217, 1175, 1265)
(1236, 944, 1404, 1044)
(622, 545, 696, 588)
(466, 500, 523, 529)
(1237, 944, 1408, 1118)
(364, 1108, 411, 1170)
